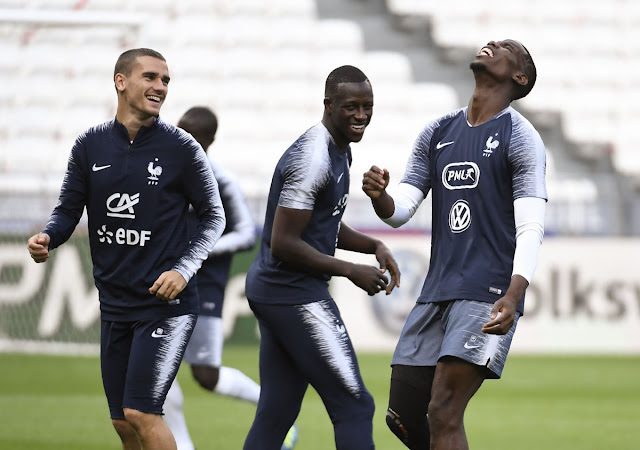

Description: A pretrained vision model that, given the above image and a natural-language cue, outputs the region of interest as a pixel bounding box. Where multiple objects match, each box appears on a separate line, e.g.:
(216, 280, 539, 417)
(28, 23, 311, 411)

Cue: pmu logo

(106, 193, 140, 219)
(442, 162, 479, 190)
(449, 199, 471, 233)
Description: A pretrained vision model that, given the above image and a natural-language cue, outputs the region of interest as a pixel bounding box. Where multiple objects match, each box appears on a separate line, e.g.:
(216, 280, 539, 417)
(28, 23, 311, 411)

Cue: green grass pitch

(1, 349, 639, 449)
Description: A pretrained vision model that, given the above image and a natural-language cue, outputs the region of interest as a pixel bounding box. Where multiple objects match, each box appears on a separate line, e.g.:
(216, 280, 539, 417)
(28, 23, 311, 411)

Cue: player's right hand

(149, 270, 187, 301)
(27, 233, 51, 263)
(362, 165, 389, 199)
(347, 263, 389, 296)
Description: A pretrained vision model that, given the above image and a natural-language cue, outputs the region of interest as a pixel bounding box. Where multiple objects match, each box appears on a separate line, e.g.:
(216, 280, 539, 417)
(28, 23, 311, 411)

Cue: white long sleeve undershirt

(381, 183, 546, 283)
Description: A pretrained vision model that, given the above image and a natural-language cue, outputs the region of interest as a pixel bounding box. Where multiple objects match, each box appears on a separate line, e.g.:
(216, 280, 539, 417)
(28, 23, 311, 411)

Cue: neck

(466, 88, 512, 127)
(321, 118, 347, 152)
(116, 107, 156, 141)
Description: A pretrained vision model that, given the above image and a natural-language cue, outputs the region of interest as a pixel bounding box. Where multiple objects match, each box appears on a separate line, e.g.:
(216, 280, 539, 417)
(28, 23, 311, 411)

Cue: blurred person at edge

(163, 106, 298, 450)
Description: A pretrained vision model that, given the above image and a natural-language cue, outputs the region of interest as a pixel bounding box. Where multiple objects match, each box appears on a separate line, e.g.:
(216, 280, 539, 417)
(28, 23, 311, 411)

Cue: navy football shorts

(100, 314, 196, 419)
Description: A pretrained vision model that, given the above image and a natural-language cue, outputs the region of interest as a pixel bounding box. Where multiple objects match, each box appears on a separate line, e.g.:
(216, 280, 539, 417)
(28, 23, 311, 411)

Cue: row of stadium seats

(384, 0, 639, 179)
(0, 0, 462, 183)
(0, 0, 605, 236)
(3, 0, 316, 18)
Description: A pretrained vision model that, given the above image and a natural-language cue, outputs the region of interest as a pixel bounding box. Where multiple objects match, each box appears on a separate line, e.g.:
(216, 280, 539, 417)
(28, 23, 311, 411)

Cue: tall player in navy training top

(243, 65, 401, 450)
(162, 106, 298, 450)
(363, 39, 546, 449)
(27, 49, 226, 450)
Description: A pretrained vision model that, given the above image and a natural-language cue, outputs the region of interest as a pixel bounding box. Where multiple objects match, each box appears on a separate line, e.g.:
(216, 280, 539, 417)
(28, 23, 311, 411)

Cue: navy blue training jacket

(43, 117, 226, 321)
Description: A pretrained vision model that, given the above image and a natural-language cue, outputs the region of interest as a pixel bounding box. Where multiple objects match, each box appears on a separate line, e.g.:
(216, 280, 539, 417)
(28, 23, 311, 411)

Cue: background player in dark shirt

(163, 106, 298, 450)
(27, 49, 226, 450)
(363, 39, 546, 449)
(243, 65, 401, 450)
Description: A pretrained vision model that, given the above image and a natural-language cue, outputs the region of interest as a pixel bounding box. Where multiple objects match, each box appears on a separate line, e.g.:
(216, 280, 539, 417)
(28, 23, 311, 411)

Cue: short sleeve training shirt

(245, 123, 351, 305)
(401, 107, 546, 313)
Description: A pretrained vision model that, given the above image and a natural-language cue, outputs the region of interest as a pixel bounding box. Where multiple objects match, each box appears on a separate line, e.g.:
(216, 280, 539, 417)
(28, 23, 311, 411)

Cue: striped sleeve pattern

(508, 108, 547, 201)
(171, 128, 226, 282)
(278, 124, 332, 210)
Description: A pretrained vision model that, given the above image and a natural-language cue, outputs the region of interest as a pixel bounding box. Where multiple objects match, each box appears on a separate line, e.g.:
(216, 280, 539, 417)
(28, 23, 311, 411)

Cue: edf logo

(97, 225, 151, 247)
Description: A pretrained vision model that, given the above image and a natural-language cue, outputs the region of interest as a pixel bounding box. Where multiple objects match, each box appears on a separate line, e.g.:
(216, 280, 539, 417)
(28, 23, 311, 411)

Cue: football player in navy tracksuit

(243, 65, 401, 450)
(27, 49, 226, 450)
(363, 39, 547, 449)
(162, 106, 298, 450)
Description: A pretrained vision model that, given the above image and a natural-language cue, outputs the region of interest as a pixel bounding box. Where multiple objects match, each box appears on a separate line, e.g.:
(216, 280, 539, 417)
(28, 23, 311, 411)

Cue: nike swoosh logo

(337, 172, 344, 183)
(436, 141, 454, 149)
(92, 164, 112, 172)
(151, 331, 169, 338)
(464, 342, 480, 350)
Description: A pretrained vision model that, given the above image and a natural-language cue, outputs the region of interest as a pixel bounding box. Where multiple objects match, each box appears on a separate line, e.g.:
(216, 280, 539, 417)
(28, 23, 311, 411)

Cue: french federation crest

(483, 134, 499, 157)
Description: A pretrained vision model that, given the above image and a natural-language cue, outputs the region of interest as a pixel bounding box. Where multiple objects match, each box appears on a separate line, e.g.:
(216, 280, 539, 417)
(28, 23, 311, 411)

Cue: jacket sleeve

(209, 163, 256, 256)
(172, 145, 226, 282)
(42, 136, 88, 250)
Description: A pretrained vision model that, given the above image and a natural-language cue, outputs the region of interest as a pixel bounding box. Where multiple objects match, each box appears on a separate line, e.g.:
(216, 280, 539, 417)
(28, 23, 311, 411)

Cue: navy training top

(42, 117, 226, 321)
(402, 106, 547, 313)
(245, 122, 351, 305)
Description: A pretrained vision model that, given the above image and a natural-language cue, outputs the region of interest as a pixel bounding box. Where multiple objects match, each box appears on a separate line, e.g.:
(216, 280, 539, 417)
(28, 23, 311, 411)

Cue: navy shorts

(100, 314, 196, 419)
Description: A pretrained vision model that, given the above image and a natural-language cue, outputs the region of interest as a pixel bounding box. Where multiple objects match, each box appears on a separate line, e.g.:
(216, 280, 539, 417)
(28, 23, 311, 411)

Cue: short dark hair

(178, 106, 218, 137)
(325, 65, 370, 97)
(513, 44, 537, 100)
(114, 48, 166, 78)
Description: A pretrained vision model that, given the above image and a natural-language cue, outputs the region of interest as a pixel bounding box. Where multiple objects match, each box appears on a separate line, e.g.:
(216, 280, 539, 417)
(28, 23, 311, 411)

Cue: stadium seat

(359, 51, 414, 83)
(1, 136, 61, 172)
(312, 19, 364, 52)
(269, 0, 316, 19)
(386, 0, 435, 18)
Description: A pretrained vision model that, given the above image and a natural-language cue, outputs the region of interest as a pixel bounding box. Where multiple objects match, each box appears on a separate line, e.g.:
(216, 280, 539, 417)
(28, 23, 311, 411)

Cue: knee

(385, 407, 429, 449)
(191, 365, 220, 391)
(123, 408, 144, 428)
(386, 408, 410, 446)
(112, 418, 137, 441)
(358, 389, 376, 420)
(427, 393, 458, 432)
(122, 407, 156, 433)
(336, 389, 375, 423)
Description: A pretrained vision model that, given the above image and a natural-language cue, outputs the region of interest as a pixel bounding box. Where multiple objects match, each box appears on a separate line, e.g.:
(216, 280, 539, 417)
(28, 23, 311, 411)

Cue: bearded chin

(469, 61, 487, 72)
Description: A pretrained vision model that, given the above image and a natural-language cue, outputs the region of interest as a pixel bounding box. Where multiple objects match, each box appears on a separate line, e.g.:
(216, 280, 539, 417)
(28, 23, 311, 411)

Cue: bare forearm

(337, 222, 382, 254)
(504, 274, 529, 306)
(371, 190, 395, 219)
(272, 236, 353, 278)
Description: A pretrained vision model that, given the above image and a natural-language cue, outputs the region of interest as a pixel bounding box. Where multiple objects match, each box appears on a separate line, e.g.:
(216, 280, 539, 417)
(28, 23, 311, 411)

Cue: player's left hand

(149, 270, 187, 301)
(374, 243, 401, 294)
(481, 296, 517, 335)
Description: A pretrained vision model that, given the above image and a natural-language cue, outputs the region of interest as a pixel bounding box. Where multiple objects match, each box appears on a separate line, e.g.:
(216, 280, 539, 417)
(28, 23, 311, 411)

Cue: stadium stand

(384, 0, 638, 176)
(0, 0, 636, 234)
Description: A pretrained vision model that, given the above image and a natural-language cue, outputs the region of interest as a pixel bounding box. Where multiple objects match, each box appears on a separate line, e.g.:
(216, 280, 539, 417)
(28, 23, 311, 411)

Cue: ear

(114, 73, 126, 92)
(323, 96, 331, 110)
(512, 71, 528, 87)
